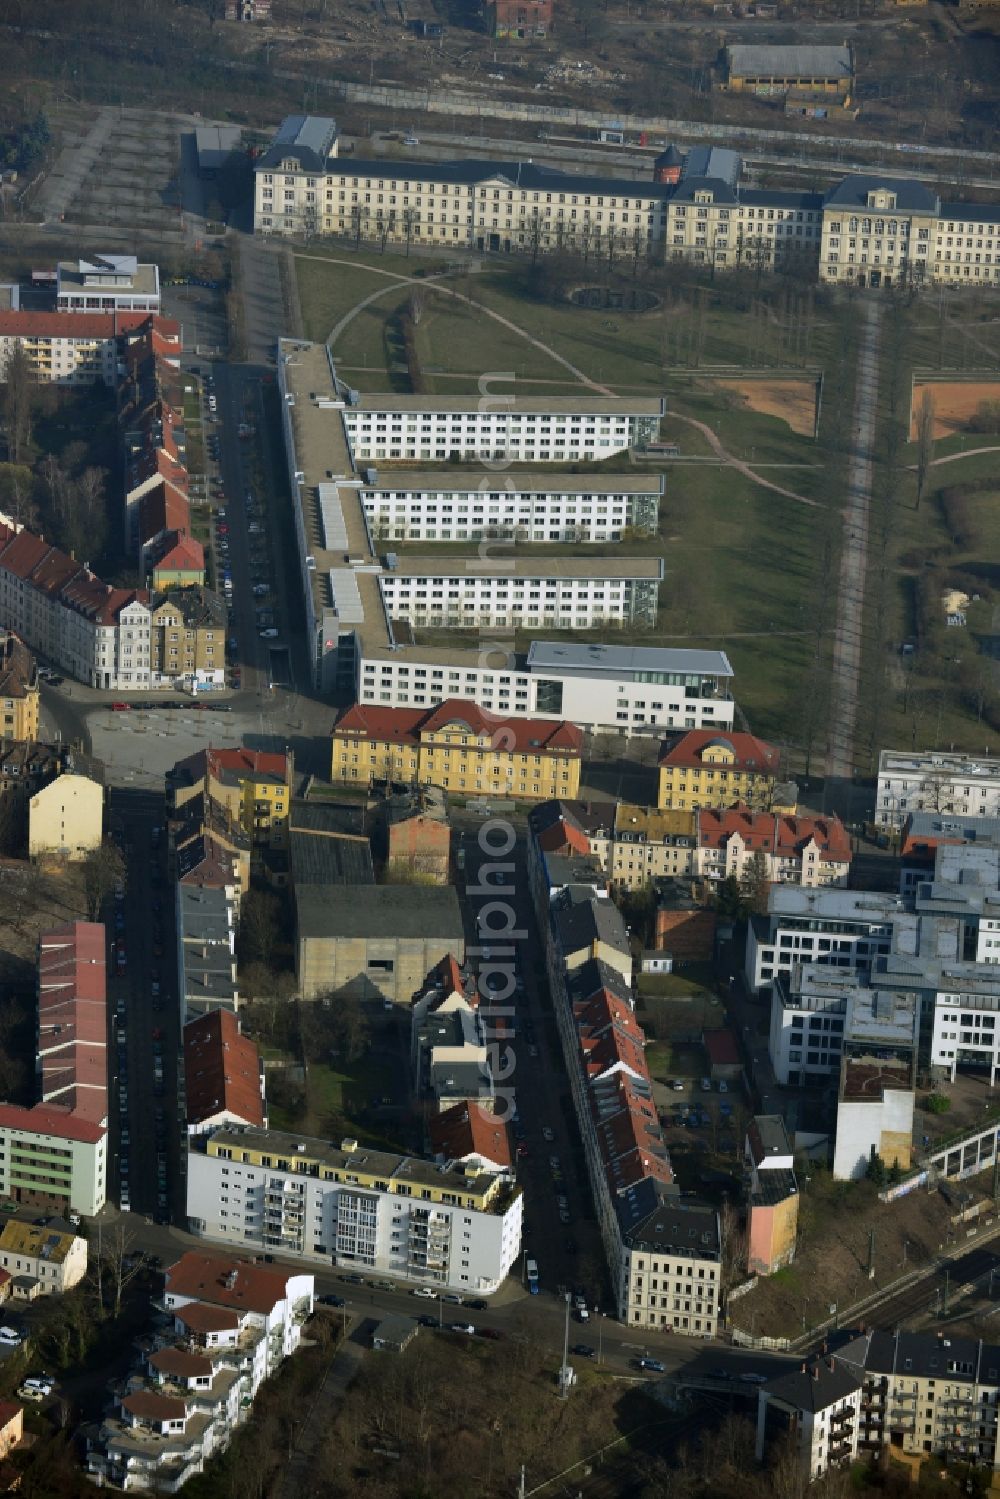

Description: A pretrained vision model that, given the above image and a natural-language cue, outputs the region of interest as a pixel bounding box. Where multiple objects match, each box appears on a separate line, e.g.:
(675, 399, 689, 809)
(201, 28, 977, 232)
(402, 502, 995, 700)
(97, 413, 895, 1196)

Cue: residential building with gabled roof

(183, 1010, 266, 1136)
(756, 1353, 861, 1480)
(429, 1101, 512, 1174)
(0, 1217, 86, 1296)
(658, 729, 781, 812)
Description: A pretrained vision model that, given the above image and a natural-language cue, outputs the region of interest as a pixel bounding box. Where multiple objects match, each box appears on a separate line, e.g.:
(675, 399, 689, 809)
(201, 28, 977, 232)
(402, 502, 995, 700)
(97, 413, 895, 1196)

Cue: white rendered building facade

(361, 474, 661, 543)
(876, 750, 1000, 832)
(343, 397, 662, 464)
(746, 888, 897, 992)
(358, 642, 734, 735)
(377, 560, 663, 631)
(186, 1126, 523, 1295)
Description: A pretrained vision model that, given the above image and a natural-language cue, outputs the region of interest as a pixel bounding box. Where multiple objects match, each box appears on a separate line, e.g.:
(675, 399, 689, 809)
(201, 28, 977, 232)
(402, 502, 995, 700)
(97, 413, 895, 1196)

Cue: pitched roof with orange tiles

(0, 310, 163, 339)
(574, 990, 649, 1083)
(590, 1073, 673, 1191)
(153, 534, 205, 576)
(37, 922, 107, 1125)
(138, 480, 190, 547)
(429, 1101, 511, 1169)
(127, 445, 189, 498)
(0, 1101, 105, 1143)
(774, 813, 851, 863)
(659, 729, 779, 773)
(183, 1010, 264, 1130)
(164, 1252, 295, 1316)
(333, 699, 583, 757)
(697, 807, 851, 863)
(207, 748, 289, 786)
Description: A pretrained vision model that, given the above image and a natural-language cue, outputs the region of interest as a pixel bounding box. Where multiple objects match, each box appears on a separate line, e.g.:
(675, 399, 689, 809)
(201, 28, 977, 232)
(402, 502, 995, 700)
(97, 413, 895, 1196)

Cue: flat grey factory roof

(389, 556, 663, 579)
(527, 641, 732, 676)
(727, 43, 853, 78)
(295, 883, 464, 940)
(352, 393, 664, 415)
(363, 471, 662, 494)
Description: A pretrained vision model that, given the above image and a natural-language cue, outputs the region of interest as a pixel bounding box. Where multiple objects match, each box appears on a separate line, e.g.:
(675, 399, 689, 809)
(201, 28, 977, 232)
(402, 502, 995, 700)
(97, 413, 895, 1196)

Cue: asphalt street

(106, 786, 182, 1224)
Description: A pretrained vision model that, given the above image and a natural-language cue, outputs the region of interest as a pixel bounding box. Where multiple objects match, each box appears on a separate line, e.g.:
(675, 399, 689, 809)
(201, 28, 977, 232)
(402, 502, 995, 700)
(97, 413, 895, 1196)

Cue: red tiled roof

(138, 480, 190, 548)
(127, 446, 189, 497)
(165, 1252, 294, 1316)
(774, 813, 850, 863)
(697, 807, 851, 863)
(0, 311, 158, 339)
(0, 1102, 104, 1144)
(123, 1391, 187, 1423)
(183, 1010, 264, 1129)
(207, 748, 289, 783)
(590, 1073, 673, 1190)
(574, 990, 648, 1083)
(703, 1029, 740, 1066)
(333, 699, 583, 757)
(37, 921, 107, 1125)
(659, 730, 779, 773)
(429, 1102, 511, 1169)
(153, 535, 204, 575)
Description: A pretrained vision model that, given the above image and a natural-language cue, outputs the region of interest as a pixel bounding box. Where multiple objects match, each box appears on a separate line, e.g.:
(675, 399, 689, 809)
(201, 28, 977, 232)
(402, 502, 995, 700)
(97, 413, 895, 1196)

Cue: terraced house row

(255, 116, 1000, 288)
(525, 822, 722, 1335)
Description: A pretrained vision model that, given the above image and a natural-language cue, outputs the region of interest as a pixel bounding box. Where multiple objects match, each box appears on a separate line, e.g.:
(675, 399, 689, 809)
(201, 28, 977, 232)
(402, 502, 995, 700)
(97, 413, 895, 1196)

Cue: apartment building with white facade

(757, 1355, 862, 1482)
(0, 310, 179, 386)
(86, 1252, 313, 1493)
(277, 338, 738, 734)
(361, 473, 662, 543)
(378, 556, 663, 631)
(343, 393, 663, 463)
(876, 750, 1000, 833)
(185, 1126, 523, 1295)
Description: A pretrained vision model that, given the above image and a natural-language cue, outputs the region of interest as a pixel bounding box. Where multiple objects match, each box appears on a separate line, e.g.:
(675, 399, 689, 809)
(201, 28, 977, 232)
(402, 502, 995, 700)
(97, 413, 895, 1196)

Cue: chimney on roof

(811, 1365, 819, 1380)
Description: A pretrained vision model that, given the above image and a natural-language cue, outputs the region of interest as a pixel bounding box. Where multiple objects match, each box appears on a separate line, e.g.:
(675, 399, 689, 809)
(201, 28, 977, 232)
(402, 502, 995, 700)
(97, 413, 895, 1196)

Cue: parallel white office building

(342, 395, 663, 464)
(361, 473, 662, 543)
(378, 558, 663, 630)
(276, 338, 739, 734)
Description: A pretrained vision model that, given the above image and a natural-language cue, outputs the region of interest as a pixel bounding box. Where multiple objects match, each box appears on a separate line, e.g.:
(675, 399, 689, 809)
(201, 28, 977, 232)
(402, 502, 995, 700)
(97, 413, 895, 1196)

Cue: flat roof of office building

(526, 641, 732, 677)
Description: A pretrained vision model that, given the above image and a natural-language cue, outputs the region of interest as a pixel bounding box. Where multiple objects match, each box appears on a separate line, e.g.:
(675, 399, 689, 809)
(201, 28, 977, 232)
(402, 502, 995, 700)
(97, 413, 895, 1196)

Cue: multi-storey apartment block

(0, 310, 178, 386)
(695, 807, 852, 888)
(658, 729, 780, 811)
(876, 750, 1000, 832)
(168, 748, 292, 850)
(530, 798, 696, 892)
(342, 394, 662, 464)
(378, 555, 663, 631)
(361, 473, 661, 543)
(186, 1126, 523, 1294)
(757, 1354, 862, 1482)
(331, 698, 583, 799)
(0, 631, 39, 741)
(838, 1329, 1000, 1472)
(277, 338, 736, 736)
(256, 120, 1000, 289)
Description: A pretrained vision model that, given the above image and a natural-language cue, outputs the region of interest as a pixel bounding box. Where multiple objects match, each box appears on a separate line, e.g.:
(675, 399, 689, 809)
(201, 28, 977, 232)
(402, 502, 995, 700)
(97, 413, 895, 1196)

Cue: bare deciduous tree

(915, 389, 936, 511)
